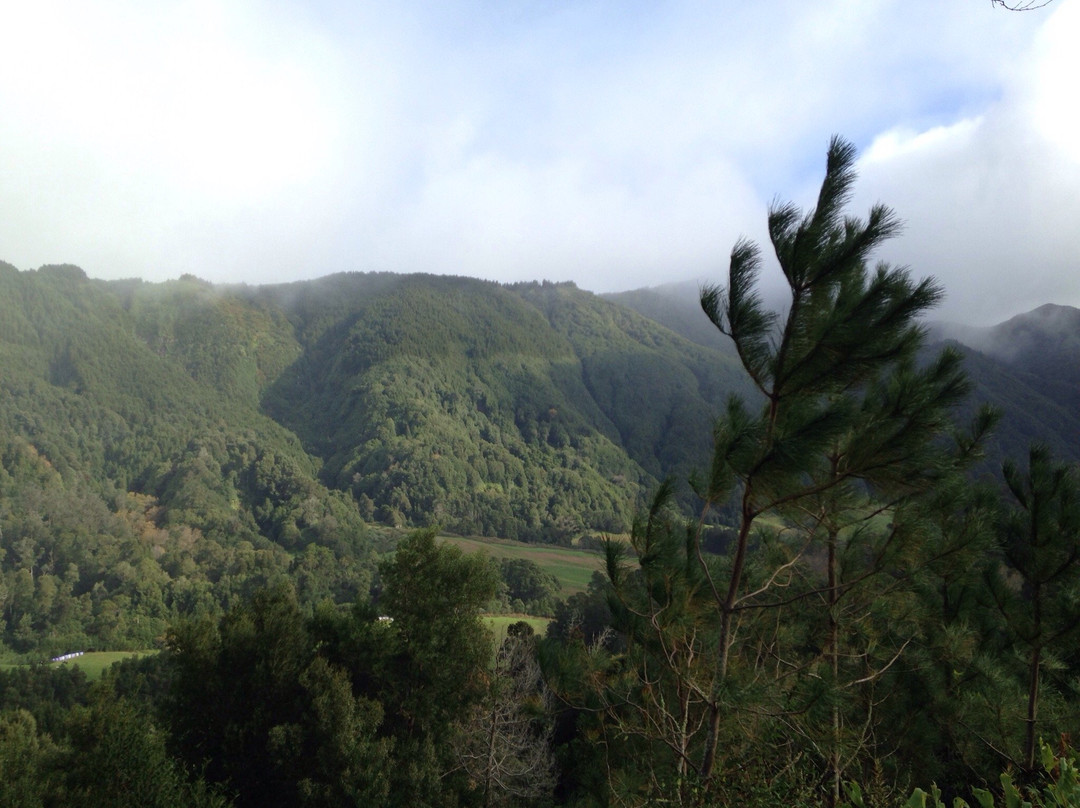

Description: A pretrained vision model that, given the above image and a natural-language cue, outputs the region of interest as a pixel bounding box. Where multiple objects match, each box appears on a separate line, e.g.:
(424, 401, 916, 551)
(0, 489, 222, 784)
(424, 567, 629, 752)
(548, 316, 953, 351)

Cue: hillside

(0, 262, 384, 654)
(4, 260, 1080, 656)
(928, 303, 1080, 465)
(0, 264, 759, 652)
(252, 273, 756, 539)
(616, 281, 1080, 468)
(2, 265, 744, 550)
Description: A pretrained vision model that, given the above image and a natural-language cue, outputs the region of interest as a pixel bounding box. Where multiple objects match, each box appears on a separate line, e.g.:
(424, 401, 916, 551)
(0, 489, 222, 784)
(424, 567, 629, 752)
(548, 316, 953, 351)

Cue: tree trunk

(829, 528, 841, 807)
(701, 501, 754, 782)
(1025, 580, 1042, 772)
(1025, 643, 1041, 771)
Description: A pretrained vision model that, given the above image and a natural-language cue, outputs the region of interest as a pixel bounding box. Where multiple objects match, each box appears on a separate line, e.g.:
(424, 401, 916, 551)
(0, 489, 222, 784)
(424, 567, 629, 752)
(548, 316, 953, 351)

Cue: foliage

(158, 532, 502, 807)
(164, 584, 389, 808)
(0, 268, 376, 654)
(458, 626, 556, 808)
(497, 557, 562, 616)
(0, 261, 765, 657)
(842, 740, 1080, 808)
(687, 135, 996, 797)
(0, 688, 229, 808)
(0, 708, 58, 807)
(543, 137, 1006, 807)
(990, 445, 1080, 770)
(261, 275, 664, 541)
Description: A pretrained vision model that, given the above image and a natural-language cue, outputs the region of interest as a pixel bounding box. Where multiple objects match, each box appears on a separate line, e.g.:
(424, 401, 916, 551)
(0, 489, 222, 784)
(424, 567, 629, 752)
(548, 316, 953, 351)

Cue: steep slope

(514, 281, 755, 480)
(0, 264, 376, 654)
(258, 275, 640, 539)
(6, 259, 1080, 660)
(619, 281, 1080, 469)
(935, 343, 1080, 468)
(929, 304, 1080, 464)
(2, 266, 757, 551)
(980, 304, 1080, 413)
(255, 274, 753, 540)
(604, 280, 735, 353)
(0, 264, 368, 550)
(7, 262, 1078, 557)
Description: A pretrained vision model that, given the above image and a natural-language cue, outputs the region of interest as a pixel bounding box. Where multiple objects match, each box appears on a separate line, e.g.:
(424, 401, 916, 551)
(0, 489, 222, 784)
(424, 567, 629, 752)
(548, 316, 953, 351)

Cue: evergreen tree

(164, 584, 388, 808)
(556, 137, 996, 806)
(375, 529, 499, 807)
(694, 135, 990, 788)
(0, 709, 56, 808)
(991, 445, 1080, 771)
(58, 695, 231, 808)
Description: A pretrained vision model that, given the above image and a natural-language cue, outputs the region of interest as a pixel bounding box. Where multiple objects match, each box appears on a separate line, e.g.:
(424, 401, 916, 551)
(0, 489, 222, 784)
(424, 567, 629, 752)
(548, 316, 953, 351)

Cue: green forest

(4, 138, 1080, 806)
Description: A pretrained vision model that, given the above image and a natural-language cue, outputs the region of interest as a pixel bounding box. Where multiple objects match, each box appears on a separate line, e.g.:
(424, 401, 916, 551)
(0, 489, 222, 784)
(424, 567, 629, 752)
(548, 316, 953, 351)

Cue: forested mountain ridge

(1, 264, 721, 544)
(0, 262, 759, 653)
(928, 303, 1080, 465)
(249, 272, 756, 537)
(0, 262, 379, 654)
(932, 303, 1080, 414)
(5, 260, 1079, 549)
(257, 274, 646, 538)
(3, 256, 1080, 658)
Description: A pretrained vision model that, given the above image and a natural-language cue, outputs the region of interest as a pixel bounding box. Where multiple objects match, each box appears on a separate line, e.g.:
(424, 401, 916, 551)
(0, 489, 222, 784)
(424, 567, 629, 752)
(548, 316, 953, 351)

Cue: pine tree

(549, 136, 995, 806)
(689, 136, 992, 791)
(992, 445, 1080, 771)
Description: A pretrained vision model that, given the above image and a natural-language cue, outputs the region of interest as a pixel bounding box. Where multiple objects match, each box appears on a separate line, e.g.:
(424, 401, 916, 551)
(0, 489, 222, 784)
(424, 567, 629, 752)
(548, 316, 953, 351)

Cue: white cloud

(1027, 0, 1080, 164)
(855, 0, 1080, 324)
(1, 1, 341, 198)
(0, 0, 1075, 324)
(0, 0, 346, 270)
(372, 148, 763, 291)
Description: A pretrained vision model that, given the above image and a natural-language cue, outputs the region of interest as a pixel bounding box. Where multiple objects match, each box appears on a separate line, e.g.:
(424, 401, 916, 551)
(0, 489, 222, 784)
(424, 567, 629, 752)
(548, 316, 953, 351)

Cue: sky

(1, 0, 1077, 325)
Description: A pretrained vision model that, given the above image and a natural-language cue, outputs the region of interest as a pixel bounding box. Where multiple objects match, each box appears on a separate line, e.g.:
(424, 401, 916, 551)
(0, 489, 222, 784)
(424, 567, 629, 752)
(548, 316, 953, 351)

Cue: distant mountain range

(608, 282, 1080, 472)
(2, 261, 1077, 558)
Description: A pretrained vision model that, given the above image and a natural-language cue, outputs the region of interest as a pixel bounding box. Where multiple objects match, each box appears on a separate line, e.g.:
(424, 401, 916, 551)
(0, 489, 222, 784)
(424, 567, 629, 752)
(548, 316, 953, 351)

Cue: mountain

(0, 263, 379, 653)
(604, 280, 735, 353)
(3, 260, 1079, 655)
(614, 283, 1080, 469)
(251, 273, 755, 539)
(934, 304, 1080, 413)
(0, 262, 766, 652)
(928, 304, 1080, 465)
(0, 265, 753, 554)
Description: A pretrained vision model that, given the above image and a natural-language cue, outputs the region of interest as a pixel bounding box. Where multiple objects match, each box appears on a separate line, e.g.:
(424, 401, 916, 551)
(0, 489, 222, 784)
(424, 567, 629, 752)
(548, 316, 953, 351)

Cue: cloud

(0, 0, 1074, 325)
(0, 0, 347, 274)
(2, 1, 341, 196)
(362, 147, 763, 291)
(855, 0, 1080, 325)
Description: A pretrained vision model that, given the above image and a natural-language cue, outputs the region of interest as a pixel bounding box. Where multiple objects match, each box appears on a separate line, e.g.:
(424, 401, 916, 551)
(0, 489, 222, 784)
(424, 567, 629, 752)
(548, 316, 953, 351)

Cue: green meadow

(483, 614, 553, 643)
(439, 534, 605, 595)
(48, 650, 158, 680)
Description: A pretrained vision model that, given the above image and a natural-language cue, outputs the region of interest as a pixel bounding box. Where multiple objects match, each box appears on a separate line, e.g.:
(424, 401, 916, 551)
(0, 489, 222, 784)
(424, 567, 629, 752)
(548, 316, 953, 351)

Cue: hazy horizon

(2, 1, 1077, 327)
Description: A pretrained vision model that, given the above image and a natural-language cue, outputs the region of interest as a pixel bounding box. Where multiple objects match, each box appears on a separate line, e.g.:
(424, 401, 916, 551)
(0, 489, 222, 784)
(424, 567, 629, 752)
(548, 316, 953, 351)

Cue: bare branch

(991, 0, 1054, 9)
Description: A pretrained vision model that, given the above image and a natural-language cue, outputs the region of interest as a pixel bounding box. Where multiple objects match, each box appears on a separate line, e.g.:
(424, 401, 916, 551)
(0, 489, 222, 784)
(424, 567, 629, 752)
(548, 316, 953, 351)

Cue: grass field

(483, 614, 553, 643)
(439, 534, 604, 595)
(49, 650, 157, 679)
